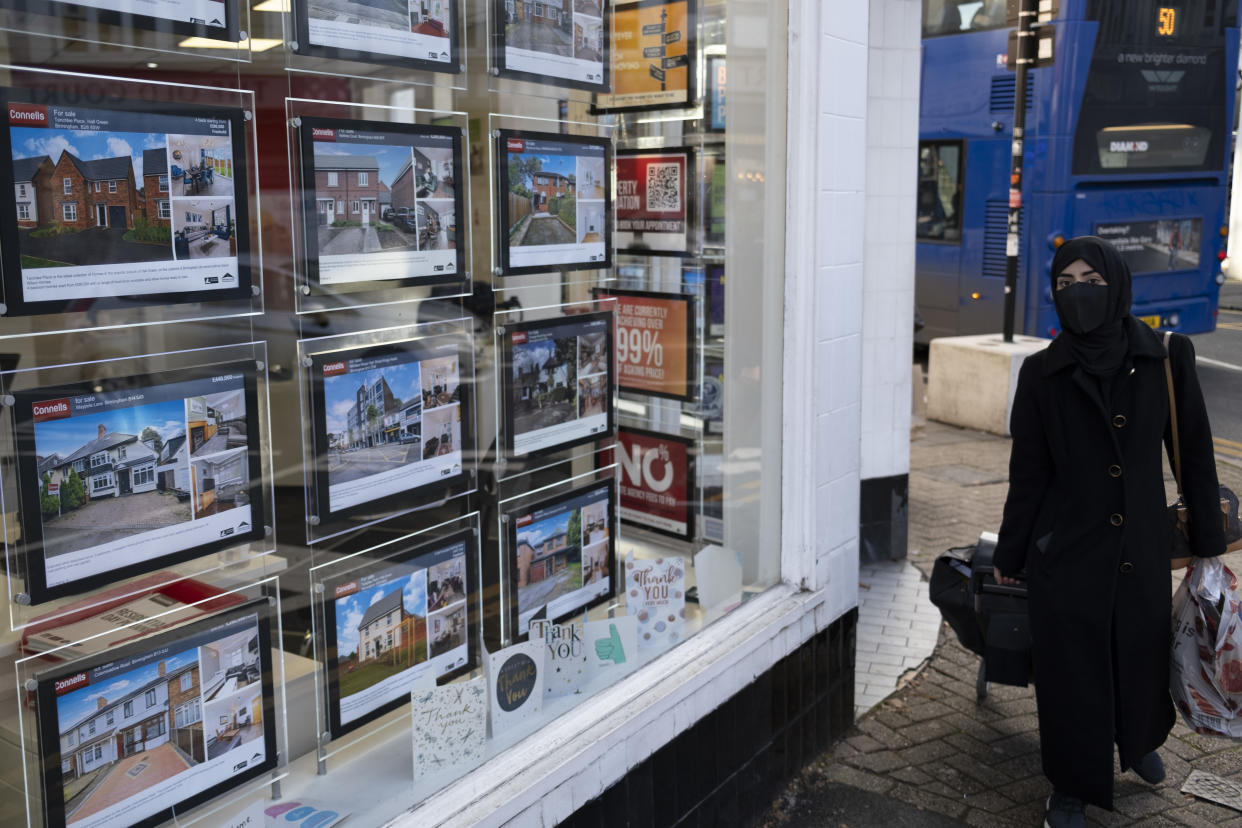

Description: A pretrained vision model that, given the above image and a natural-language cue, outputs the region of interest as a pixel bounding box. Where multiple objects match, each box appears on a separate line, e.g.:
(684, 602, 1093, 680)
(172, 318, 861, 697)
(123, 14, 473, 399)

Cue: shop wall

(859, 0, 921, 562)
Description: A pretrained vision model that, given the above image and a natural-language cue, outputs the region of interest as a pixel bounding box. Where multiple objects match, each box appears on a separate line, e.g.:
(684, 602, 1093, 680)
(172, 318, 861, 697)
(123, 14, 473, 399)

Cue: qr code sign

(645, 162, 682, 212)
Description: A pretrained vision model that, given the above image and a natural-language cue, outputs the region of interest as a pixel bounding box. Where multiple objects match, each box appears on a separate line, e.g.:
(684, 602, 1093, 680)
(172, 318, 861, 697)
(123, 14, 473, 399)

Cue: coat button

(1110, 513, 1124, 527)
(1120, 562, 1134, 573)
(1113, 414, 1127, 428)
(1109, 465, 1122, 478)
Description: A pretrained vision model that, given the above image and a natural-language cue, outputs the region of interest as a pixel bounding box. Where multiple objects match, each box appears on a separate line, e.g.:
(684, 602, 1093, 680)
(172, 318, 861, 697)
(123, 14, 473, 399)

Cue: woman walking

(992, 236, 1226, 827)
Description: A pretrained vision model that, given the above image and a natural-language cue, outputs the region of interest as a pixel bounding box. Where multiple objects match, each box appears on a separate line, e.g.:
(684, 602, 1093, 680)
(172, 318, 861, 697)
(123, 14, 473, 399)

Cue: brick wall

(51, 156, 138, 231)
(144, 173, 171, 227)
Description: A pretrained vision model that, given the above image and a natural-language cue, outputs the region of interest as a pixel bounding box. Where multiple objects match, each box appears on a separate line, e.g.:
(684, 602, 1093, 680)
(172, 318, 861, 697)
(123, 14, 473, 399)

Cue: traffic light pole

(1004, 0, 1035, 343)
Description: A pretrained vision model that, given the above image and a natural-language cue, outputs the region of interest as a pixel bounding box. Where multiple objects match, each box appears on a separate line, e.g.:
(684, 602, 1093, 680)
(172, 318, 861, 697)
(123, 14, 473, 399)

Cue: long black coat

(994, 316, 1225, 809)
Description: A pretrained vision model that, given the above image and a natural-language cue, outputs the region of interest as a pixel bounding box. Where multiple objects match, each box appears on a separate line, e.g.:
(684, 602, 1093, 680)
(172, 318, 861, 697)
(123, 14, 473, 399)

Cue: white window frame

(90, 452, 108, 469)
(94, 181, 100, 193)
(180, 672, 193, 692)
(327, 171, 338, 187)
(62, 203, 77, 222)
(358, 171, 369, 186)
(108, 180, 117, 193)
(124, 701, 133, 717)
(16, 203, 30, 221)
(63, 177, 71, 194)
(158, 200, 171, 220)
(145, 689, 156, 707)
(337, 199, 344, 213)
(158, 174, 168, 192)
(90, 472, 114, 492)
(352, 200, 360, 214)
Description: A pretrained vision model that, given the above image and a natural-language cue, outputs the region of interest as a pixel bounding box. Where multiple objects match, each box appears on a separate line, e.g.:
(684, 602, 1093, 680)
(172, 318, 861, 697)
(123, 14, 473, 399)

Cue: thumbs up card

(585, 616, 638, 679)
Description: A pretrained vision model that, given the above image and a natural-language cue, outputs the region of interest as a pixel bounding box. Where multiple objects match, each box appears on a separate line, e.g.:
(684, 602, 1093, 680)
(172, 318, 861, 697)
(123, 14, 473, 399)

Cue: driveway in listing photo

(66, 743, 193, 824)
(507, 13, 573, 57)
(309, 0, 408, 30)
(41, 491, 191, 559)
(329, 442, 418, 486)
(19, 226, 170, 268)
(515, 213, 575, 246)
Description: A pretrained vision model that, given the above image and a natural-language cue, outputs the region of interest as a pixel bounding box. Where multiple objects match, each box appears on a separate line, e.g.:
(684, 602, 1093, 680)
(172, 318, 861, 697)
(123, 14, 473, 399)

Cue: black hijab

(1049, 236, 1132, 377)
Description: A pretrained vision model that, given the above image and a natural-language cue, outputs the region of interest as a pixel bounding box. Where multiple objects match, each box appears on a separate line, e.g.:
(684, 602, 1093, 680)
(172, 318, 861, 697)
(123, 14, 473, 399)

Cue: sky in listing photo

(323, 359, 421, 438)
(511, 151, 576, 193)
(56, 645, 199, 731)
(314, 142, 412, 192)
(11, 127, 163, 182)
(34, 399, 185, 461)
(334, 568, 427, 658)
(517, 509, 572, 553)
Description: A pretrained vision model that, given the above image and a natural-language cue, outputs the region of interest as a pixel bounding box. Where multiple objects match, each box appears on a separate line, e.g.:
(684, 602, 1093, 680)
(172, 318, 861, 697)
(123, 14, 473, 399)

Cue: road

(1196, 303, 1242, 480)
(328, 442, 416, 486)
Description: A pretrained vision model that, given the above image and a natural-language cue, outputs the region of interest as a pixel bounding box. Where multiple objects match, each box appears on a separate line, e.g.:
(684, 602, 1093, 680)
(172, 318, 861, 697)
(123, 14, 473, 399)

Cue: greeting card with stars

(410, 677, 487, 779)
(531, 619, 589, 698)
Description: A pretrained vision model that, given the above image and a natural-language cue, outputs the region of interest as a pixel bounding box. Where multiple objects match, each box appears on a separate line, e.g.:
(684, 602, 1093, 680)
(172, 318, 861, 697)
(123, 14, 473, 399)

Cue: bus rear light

(970, 292, 981, 300)
(1048, 327, 1059, 338)
(1221, 225, 1229, 238)
(1053, 234, 1065, 248)
(1218, 250, 1227, 261)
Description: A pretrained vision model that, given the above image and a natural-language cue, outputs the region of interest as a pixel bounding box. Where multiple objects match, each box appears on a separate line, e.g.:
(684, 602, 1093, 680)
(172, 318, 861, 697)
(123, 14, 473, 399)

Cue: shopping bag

(1169, 557, 1242, 737)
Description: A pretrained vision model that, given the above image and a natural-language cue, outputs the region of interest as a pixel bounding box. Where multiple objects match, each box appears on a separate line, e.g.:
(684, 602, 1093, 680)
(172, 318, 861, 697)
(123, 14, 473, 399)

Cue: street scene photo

(500, 0, 607, 88)
(45, 612, 268, 828)
(507, 312, 611, 456)
(303, 120, 462, 287)
(3, 95, 245, 308)
(319, 340, 464, 515)
(326, 533, 470, 731)
(500, 132, 608, 272)
(511, 482, 613, 634)
(25, 369, 257, 594)
(303, 0, 454, 65)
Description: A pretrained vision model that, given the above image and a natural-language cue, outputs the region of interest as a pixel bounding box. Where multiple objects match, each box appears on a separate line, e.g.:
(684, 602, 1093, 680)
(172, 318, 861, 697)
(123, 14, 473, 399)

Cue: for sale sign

(614, 427, 695, 540)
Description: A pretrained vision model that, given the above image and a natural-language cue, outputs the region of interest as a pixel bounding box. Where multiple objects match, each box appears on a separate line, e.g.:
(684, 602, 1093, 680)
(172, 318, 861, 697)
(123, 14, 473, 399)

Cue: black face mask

(1054, 282, 1111, 335)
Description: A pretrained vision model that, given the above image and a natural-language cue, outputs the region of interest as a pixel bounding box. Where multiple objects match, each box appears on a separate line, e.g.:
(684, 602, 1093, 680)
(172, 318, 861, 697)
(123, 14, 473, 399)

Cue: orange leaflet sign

(597, 0, 693, 111)
(602, 289, 696, 400)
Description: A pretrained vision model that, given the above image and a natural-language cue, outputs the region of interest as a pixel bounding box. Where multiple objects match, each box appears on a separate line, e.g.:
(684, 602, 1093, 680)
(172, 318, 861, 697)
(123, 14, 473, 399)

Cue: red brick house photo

(51, 152, 139, 231)
(13, 155, 53, 229)
(142, 147, 171, 229)
(530, 170, 574, 212)
(313, 152, 381, 225)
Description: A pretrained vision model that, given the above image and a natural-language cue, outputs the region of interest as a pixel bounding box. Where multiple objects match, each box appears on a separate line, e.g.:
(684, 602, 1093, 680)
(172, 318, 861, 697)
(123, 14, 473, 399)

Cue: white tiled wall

(861, 0, 920, 481)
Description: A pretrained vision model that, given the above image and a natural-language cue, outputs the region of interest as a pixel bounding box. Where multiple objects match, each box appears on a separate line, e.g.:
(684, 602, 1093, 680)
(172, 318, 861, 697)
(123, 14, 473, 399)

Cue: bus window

(917, 142, 964, 242)
(922, 0, 1008, 37)
(1073, 0, 1234, 175)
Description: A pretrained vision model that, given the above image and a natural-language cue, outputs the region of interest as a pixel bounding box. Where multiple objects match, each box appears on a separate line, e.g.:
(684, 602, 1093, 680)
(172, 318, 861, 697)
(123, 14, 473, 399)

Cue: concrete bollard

(926, 334, 1050, 437)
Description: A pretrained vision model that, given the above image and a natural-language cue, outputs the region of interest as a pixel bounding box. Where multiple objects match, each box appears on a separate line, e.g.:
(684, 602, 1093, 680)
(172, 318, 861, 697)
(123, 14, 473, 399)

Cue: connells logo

(311, 127, 336, 141)
(515, 513, 533, 528)
(322, 361, 348, 377)
(8, 103, 48, 126)
(54, 672, 89, 696)
(32, 398, 71, 423)
(506, 139, 525, 153)
(511, 331, 528, 345)
(334, 580, 358, 599)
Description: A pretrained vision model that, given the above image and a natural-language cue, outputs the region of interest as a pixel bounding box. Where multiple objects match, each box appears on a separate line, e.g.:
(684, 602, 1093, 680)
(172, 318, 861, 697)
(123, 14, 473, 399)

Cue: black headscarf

(1049, 236, 1132, 377)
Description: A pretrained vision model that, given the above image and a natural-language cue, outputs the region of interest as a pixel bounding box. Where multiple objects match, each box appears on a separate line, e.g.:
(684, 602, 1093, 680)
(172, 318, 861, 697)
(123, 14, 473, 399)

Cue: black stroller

(929, 531, 1034, 700)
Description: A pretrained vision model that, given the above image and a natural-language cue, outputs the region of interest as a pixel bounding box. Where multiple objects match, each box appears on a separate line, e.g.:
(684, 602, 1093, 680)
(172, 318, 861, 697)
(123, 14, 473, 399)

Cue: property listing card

(624, 553, 685, 648)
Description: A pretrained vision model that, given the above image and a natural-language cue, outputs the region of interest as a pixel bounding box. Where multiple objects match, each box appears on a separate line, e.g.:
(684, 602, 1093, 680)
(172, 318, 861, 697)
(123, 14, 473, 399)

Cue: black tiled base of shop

(561, 609, 857, 828)
(859, 473, 909, 563)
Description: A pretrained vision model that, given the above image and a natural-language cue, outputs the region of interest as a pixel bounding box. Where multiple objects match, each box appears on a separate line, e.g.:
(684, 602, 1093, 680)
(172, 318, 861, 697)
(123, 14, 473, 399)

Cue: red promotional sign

(31, 398, 72, 422)
(614, 428, 694, 540)
(615, 151, 689, 254)
(598, 289, 695, 400)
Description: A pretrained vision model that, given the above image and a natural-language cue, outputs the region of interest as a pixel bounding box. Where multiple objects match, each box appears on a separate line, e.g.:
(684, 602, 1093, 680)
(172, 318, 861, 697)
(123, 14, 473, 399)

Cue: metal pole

(1004, 0, 1036, 343)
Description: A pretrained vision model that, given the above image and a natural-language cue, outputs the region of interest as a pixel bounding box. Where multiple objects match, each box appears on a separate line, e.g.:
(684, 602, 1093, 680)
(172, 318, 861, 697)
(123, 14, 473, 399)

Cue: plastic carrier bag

(1170, 556, 1242, 738)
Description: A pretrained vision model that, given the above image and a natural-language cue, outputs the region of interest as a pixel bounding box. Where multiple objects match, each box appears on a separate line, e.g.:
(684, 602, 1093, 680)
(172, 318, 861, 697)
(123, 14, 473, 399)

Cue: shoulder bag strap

(1164, 330, 1184, 497)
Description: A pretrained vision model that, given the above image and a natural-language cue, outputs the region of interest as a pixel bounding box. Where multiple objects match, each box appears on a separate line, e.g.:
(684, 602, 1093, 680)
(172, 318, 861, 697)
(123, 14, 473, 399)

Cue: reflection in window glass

(922, 0, 1008, 36)
(917, 143, 963, 241)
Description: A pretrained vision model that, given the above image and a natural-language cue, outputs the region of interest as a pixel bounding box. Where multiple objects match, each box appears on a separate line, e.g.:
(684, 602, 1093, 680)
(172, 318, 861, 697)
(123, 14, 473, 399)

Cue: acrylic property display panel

(0, 87, 253, 319)
(499, 309, 614, 460)
(595, 287, 696, 401)
(291, 0, 460, 73)
(494, 129, 612, 277)
(505, 477, 616, 638)
(296, 116, 467, 295)
(593, 0, 695, 112)
(32, 598, 278, 828)
(609, 426, 695, 541)
(318, 525, 476, 739)
(9, 360, 266, 605)
(491, 0, 610, 92)
(303, 326, 474, 530)
(0, 0, 240, 42)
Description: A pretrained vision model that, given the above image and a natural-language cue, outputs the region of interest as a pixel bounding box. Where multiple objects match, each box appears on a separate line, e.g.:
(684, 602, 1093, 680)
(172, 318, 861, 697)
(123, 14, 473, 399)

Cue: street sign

(649, 65, 666, 82)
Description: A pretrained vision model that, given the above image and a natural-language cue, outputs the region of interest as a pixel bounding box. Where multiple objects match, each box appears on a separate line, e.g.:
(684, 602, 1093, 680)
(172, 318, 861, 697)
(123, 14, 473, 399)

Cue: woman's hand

(994, 567, 1020, 586)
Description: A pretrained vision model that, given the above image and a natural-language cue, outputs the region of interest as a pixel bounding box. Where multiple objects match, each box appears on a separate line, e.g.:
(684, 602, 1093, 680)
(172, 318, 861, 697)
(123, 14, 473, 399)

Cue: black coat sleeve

(1164, 333, 1226, 558)
(994, 356, 1053, 575)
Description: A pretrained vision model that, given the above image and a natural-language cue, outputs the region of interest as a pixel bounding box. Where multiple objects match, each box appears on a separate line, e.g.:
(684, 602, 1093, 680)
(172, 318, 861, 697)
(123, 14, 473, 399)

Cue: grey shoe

(1131, 750, 1166, 784)
(1044, 791, 1085, 828)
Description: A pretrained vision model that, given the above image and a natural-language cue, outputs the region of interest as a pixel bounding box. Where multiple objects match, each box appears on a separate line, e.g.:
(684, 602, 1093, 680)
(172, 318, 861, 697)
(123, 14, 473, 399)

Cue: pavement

(762, 404, 1242, 828)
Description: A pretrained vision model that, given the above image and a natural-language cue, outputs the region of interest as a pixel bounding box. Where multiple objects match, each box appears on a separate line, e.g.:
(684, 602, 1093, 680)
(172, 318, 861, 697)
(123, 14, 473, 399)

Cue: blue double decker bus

(916, 0, 1238, 344)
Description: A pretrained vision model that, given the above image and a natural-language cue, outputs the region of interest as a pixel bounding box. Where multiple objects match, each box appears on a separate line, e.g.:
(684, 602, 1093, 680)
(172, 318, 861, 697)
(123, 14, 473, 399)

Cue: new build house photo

(333, 569, 429, 699)
(515, 507, 584, 616)
(32, 399, 192, 559)
(9, 126, 174, 269)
